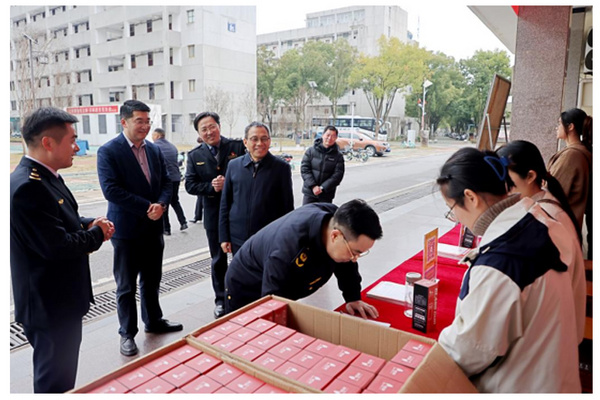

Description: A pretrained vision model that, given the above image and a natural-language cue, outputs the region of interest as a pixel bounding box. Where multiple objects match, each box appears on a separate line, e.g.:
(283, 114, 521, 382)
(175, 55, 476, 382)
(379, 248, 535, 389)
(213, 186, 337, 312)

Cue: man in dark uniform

(224, 199, 382, 319)
(185, 111, 245, 318)
(10, 107, 114, 392)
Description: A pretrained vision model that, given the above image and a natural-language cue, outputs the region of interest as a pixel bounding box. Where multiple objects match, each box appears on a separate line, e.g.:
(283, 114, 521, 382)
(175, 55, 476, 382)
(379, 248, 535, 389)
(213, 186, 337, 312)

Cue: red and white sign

(67, 105, 119, 115)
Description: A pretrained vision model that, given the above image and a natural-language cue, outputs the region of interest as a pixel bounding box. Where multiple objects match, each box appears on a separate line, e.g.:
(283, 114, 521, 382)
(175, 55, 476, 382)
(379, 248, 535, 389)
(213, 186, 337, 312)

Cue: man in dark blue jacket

(10, 107, 113, 392)
(184, 112, 245, 318)
(224, 199, 381, 319)
(151, 127, 188, 235)
(219, 122, 294, 255)
(97, 100, 182, 357)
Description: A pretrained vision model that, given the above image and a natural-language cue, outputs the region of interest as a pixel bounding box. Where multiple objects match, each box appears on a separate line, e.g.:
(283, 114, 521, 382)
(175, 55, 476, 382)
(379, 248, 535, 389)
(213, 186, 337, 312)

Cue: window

(189, 79, 196, 92)
(115, 115, 122, 132)
(131, 54, 136, 69)
(169, 48, 173, 65)
(188, 45, 195, 58)
(189, 113, 196, 125)
(146, 20, 152, 33)
(132, 86, 137, 100)
(98, 115, 107, 134)
(129, 24, 135, 37)
(171, 114, 182, 133)
(170, 81, 174, 99)
(148, 52, 153, 66)
(187, 9, 194, 23)
(149, 83, 155, 100)
(82, 115, 90, 133)
(168, 14, 172, 30)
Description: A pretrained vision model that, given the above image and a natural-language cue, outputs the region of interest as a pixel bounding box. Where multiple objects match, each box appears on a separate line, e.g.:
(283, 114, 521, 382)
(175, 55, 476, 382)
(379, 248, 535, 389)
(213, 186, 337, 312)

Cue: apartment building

(257, 5, 415, 138)
(10, 5, 256, 145)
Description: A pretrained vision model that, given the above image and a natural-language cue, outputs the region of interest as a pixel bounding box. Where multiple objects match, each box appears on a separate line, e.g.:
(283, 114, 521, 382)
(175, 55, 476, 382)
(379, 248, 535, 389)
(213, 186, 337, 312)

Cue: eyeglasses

(444, 202, 458, 222)
(335, 228, 370, 261)
(247, 136, 271, 144)
(131, 119, 152, 127)
(199, 123, 219, 134)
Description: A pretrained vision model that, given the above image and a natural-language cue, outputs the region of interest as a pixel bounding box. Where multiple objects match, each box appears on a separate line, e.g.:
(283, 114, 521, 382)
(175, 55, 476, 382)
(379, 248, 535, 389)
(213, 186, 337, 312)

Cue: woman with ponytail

(548, 108, 592, 257)
(497, 140, 585, 343)
(436, 147, 581, 393)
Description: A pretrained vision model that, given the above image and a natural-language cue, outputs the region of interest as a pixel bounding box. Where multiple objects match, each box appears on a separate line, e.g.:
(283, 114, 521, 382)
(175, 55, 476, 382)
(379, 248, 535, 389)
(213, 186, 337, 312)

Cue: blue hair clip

(483, 155, 509, 181)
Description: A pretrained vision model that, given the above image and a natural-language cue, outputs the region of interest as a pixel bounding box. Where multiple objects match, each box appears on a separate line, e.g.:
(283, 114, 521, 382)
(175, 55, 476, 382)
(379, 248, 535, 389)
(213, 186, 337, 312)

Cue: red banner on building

(66, 105, 119, 115)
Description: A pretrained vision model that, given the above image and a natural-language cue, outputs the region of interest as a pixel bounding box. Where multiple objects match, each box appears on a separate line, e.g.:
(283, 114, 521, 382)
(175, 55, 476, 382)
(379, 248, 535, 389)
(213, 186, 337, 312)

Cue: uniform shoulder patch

(292, 247, 309, 268)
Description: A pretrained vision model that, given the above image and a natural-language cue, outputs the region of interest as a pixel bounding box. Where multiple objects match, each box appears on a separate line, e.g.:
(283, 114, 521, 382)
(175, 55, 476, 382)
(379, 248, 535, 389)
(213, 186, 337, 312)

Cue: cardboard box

(73, 295, 477, 394)
(412, 279, 438, 333)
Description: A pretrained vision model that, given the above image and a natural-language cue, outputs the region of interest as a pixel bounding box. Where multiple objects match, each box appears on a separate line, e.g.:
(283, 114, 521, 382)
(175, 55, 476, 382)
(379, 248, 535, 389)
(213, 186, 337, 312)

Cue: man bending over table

(224, 199, 382, 318)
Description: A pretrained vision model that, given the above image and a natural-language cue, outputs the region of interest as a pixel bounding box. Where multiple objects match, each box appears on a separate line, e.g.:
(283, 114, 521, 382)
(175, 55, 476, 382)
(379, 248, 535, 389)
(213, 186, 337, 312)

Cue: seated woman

(497, 140, 585, 344)
(436, 147, 581, 393)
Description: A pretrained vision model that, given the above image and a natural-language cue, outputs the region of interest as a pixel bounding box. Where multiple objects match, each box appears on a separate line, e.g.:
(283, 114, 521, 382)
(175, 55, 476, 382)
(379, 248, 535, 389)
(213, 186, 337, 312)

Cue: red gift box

(401, 339, 433, 357)
(365, 375, 404, 393)
(267, 341, 302, 360)
(184, 353, 222, 374)
(253, 352, 286, 371)
(205, 363, 244, 386)
(350, 353, 386, 374)
(215, 386, 235, 393)
(289, 350, 323, 370)
(261, 299, 288, 325)
(245, 305, 273, 321)
(247, 333, 280, 352)
(245, 318, 277, 333)
(337, 365, 375, 390)
(312, 357, 348, 377)
(131, 376, 176, 394)
(143, 354, 179, 376)
(213, 320, 242, 335)
(228, 326, 261, 343)
(281, 331, 316, 349)
(116, 366, 154, 390)
(180, 375, 221, 393)
(275, 361, 308, 380)
(305, 338, 336, 356)
(379, 361, 414, 384)
(159, 364, 199, 388)
(264, 325, 296, 341)
(194, 328, 225, 345)
(227, 374, 265, 393)
(298, 369, 334, 390)
(326, 344, 361, 364)
(89, 379, 128, 394)
(166, 344, 202, 363)
(254, 383, 288, 393)
(390, 349, 424, 370)
(232, 343, 264, 361)
(324, 379, 362, 394)
(213, 336, 245, 353)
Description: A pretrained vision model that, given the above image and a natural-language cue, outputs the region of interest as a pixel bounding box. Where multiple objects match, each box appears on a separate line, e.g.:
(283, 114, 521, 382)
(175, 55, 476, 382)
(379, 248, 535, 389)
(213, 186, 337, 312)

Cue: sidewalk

(9, 189, 455, 393)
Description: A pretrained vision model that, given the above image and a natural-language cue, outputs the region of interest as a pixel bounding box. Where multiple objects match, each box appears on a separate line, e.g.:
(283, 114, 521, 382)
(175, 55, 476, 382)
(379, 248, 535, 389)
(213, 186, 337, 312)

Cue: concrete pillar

(510, 6, 571, 162)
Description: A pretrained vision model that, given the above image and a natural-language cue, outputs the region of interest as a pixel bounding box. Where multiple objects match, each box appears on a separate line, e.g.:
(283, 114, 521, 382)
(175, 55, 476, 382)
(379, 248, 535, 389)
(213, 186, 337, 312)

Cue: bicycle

(343, 147, 369, 163)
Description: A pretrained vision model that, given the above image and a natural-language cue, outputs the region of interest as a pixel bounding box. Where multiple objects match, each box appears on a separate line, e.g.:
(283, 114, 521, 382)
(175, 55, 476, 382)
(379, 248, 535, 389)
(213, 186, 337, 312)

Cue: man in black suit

(10, 107, 114, 392)
(151, 127, 188, 235)
(185, 112, 245, 318)
(97, 100, 182, 357)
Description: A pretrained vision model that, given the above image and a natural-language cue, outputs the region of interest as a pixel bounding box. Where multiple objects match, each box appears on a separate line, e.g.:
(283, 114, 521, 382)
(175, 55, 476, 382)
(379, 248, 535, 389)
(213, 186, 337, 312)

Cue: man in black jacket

(185, 112, 245, 318)
(10, 107, 113, 392)
(152, 128, 188, 235)
(300, 125, 345, 205)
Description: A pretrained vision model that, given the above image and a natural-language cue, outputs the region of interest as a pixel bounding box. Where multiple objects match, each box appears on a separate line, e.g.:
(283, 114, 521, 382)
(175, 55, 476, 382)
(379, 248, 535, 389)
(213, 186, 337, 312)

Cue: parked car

(336, 131, 390, 157)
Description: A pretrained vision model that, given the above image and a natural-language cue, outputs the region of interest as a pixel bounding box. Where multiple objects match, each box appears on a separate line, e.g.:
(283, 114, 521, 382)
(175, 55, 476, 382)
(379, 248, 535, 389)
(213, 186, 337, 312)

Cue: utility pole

(22, 33, 37, 107)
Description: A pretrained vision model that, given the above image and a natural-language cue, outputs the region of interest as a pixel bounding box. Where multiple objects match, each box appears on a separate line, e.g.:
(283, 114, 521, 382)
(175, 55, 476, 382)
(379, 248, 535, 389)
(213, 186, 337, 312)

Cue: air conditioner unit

(583, 28, 592, 75)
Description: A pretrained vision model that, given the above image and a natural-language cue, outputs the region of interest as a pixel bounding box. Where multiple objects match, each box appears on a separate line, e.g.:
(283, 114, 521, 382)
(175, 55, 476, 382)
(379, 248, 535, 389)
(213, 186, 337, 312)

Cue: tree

(240, 86, 257, 126)
(316, 39, 357, 120)
(257, 46, 281, 135)
(273, 41, 330, 136)
(350, 36, 429, 134)
(459, 49, 512, 128)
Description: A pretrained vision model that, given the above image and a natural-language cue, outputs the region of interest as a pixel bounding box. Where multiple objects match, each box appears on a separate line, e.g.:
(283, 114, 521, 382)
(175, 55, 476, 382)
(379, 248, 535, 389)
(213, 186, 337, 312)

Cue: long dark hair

(497, 140, 581, 243)
(436, 147, 508, 206)
(561, 108, 593, 153)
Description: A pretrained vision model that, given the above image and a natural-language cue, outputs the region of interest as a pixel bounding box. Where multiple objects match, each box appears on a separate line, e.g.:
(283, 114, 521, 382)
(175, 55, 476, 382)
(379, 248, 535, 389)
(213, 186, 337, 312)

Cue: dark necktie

(210, 146, 219, 161)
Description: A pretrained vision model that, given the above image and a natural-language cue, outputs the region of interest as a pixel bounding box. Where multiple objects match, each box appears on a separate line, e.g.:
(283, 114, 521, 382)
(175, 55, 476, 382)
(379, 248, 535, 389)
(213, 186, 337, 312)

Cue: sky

(252, 0, 512, 61)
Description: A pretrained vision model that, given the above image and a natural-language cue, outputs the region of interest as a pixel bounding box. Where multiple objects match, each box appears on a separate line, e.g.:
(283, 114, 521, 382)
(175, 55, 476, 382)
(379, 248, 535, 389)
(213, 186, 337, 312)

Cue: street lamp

(307, 81, 318, 140)
(420, 79, 433, 146)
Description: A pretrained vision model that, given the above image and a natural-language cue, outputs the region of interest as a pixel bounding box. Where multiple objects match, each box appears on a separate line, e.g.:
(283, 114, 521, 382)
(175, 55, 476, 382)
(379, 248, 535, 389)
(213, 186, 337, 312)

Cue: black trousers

(206, 229, 228, 305)
(194, 196, 203, 221)
(112, 234, 164, 338)
(162, 181, 187, 232)
(302, 193, 334, 205)
(23, 319, 82, 393)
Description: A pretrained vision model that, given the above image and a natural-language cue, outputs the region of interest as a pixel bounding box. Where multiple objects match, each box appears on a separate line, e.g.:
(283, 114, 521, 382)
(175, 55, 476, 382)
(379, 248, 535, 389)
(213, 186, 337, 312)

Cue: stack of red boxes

(192, 300, 434, 394)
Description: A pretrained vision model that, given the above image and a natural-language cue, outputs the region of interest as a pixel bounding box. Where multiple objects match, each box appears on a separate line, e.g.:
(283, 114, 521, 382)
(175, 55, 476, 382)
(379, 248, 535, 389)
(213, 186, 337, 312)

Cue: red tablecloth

(336, 225, 468, 340)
